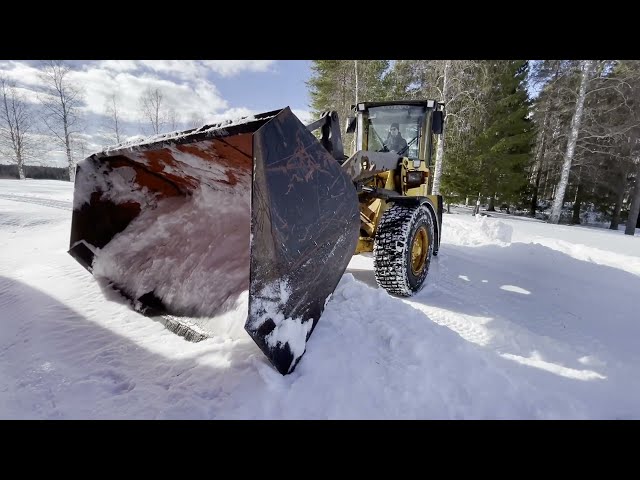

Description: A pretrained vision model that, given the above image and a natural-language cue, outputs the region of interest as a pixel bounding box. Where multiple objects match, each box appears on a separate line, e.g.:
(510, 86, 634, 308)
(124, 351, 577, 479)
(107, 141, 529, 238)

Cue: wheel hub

(411, 226, 429, 275)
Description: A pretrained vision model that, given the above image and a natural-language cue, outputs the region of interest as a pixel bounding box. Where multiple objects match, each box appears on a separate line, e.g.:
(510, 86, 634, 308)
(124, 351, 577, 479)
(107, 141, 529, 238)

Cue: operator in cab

(385, 122, 408, 154)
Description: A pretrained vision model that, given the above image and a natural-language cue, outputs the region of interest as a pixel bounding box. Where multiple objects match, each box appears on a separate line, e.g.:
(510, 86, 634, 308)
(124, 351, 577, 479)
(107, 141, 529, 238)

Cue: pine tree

(472, 61, 535, 210)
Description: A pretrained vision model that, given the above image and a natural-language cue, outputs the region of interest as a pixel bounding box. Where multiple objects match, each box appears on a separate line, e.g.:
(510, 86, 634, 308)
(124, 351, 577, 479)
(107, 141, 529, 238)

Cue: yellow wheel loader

(68, 100, 444, 375)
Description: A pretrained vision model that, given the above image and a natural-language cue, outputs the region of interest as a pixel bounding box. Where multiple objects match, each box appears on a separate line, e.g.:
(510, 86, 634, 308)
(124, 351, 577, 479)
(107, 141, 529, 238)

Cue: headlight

(406, 170, 424, 188)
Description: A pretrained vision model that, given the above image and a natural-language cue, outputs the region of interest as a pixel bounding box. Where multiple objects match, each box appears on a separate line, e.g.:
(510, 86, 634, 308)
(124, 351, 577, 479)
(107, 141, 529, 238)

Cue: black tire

(373, 204, 435, 297)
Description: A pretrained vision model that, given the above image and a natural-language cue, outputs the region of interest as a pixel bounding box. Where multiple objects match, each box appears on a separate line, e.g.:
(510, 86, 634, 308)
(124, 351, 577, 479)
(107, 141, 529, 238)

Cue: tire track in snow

(416, 249, 609, 369)
(0, 194, 72, 211)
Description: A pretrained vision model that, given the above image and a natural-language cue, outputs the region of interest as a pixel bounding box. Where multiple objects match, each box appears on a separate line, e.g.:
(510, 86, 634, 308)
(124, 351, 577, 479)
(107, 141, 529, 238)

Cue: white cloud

(0, 61, 46, 88)
(196, 107, 312, 128)
(292, 109, 313, 125)
(139, 60, 203, 80)
(68, 68, 229, 122)
(202, 107, 256, 124)
(96, 60, 139, 72)
(8, 86, 41, 105)
(135, 60, 276, 79)
(201, 60, 275, 77)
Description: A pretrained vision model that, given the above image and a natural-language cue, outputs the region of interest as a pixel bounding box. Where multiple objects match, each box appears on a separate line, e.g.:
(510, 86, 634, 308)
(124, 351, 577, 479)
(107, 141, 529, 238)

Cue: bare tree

(354, 60, 359, 104)
(104, 93, 123, 144)
(549, 60, 595, 224)
(408, 60, 488, 198)
(38, 60, 84, 182)
(71, 134, 93, 161)
(529, 107, 551, 216)
(431, 60, 450, 195)
(0, 76, 35, 180)
(139, 87, 166, 135)
(626, 157, 640, 235)
(528, 61, 587, 218)
(528, 60, 566, 217)
(307, 60, 390, 155)
(188, 113, 205, 129)
(167, 106, 180, 132)
(546, 60, 640, 228)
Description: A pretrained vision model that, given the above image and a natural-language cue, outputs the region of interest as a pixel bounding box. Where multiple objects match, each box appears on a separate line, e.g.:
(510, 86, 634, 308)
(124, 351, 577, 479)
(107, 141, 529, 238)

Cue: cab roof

(352, 100, 441, 111)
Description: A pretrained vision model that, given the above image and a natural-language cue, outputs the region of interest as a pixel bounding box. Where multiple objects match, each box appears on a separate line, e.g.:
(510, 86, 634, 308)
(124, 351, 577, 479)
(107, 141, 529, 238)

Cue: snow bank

(443, 214, 513, 247)
(530, 238, 640, 277)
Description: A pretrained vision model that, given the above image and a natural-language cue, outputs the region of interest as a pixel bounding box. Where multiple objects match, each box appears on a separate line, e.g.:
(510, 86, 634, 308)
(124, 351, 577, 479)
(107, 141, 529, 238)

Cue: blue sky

(212, 60, 313, 112)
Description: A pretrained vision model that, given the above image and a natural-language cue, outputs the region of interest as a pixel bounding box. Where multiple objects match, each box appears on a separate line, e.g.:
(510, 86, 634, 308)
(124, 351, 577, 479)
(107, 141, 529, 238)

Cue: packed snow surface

(1, 180, 639, 419)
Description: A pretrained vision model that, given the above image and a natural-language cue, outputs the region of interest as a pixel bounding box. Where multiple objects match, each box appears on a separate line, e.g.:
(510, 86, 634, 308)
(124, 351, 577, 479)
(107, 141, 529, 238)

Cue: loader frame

(305, 100, 445, 257)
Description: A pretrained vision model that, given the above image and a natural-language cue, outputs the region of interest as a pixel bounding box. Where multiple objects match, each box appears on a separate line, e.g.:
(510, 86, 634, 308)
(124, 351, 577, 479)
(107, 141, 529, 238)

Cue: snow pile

(92, 182, 251, 333)
(475, 214, 513, 245)
(443, 214, 513, 247)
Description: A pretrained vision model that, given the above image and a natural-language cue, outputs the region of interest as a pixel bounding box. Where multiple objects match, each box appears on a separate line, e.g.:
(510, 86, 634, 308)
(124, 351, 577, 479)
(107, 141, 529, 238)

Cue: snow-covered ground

(1, 179, 639, 419)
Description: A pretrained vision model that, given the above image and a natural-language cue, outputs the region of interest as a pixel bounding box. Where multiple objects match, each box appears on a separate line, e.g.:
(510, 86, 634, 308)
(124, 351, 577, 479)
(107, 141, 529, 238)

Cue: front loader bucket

(69, 107, 359, 374)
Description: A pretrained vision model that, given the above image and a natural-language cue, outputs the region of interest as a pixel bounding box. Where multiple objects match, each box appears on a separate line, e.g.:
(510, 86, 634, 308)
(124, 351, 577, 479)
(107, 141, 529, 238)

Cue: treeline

(307, 60, 640, 234)
(0, 163, 67, 180)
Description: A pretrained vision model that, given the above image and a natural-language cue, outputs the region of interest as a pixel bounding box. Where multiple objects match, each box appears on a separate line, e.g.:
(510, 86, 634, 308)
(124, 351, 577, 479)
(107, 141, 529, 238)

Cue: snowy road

(1, 179, 639, 419)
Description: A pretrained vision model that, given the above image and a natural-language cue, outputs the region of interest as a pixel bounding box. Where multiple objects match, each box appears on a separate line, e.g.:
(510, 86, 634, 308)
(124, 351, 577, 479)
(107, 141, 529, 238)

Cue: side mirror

(345, 115, 357, 134)
(432, 111, 444, 135)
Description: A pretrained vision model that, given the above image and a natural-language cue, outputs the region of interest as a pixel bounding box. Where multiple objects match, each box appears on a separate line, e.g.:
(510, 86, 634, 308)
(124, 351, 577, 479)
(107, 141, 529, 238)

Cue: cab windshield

(366, 104, 427, 159)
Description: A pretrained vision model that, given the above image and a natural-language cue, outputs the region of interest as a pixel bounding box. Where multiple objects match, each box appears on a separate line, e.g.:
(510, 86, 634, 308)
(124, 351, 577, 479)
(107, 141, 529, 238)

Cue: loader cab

(347, 100, 444, 165)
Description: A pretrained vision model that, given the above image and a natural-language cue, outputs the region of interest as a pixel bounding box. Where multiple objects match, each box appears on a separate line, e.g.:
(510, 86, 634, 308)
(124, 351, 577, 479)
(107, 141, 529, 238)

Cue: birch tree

(168, 107, 180, 132)
(387, 60, 488, 200)
(529, 107, 550, 216)
(431, 60, 450, 195)
(307, 60, 390, 155)
(39, 60, 84, 182)
(104, 93, 123, 144)
(626, 158, 640, 235)
(549, 60, 640, 227)
(528, 60, 566, 217)
(189, 113, 205, 129)
(549, 60, 595, 224)
(529, 61, 571, 205)
(72, 135, 92, 162)
(139, 87, 166, 135)
(0, 76, 35, 180)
